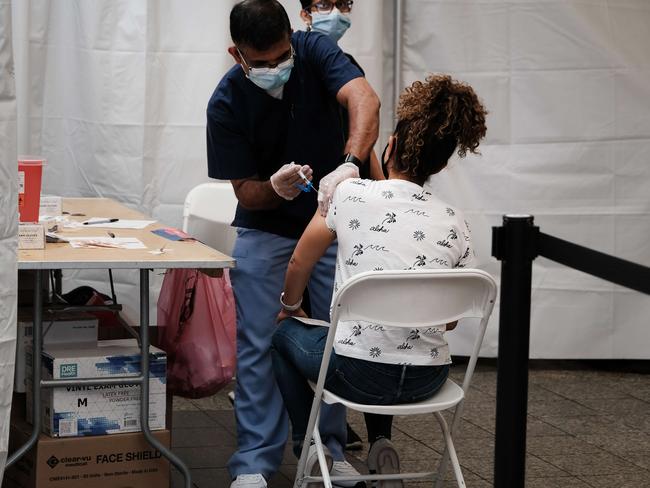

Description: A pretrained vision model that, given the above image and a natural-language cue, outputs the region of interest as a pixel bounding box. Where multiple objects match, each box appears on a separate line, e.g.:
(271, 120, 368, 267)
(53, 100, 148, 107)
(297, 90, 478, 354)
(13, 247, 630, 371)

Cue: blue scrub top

(206, 31, 363, 239)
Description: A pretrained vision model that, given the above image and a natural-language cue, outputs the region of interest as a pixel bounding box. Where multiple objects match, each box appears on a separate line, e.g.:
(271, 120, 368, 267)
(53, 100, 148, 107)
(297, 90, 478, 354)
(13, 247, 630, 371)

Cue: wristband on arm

(280, 292, 302, 311)
(340, 153, 362, 167)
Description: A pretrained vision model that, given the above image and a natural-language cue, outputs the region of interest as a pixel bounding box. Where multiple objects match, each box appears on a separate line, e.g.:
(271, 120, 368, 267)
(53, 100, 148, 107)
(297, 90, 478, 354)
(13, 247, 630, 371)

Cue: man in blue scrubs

(206, 1, 380, 487)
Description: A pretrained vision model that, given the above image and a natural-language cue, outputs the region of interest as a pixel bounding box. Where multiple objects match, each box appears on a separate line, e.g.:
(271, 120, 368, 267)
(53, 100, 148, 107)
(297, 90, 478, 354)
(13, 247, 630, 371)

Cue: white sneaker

(366, 438, 402, 488)
(230, 474, 267, 488)
(330, 460, 366, 488)
(304, 443, 333, 487)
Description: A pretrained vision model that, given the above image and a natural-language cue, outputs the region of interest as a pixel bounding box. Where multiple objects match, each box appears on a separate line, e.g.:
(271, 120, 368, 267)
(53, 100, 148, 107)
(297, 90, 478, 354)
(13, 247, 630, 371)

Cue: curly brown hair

(390, 74, 488, 184)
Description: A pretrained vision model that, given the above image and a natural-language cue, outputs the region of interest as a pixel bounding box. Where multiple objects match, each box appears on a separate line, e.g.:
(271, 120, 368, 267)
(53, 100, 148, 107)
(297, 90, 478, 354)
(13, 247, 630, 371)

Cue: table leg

(139, 269, 192, 488)
(53, 269, 63, 296)
(6, 269, 45, 468)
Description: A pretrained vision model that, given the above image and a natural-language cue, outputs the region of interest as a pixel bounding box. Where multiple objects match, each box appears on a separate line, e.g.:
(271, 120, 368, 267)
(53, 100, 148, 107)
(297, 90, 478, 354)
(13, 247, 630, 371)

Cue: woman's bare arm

(277, 212, 337, 322)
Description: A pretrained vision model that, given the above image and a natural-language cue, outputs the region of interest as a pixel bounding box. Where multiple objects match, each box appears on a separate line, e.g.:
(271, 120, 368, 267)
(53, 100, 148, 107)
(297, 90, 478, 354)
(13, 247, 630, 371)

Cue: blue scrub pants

(228, 228, 347, 480)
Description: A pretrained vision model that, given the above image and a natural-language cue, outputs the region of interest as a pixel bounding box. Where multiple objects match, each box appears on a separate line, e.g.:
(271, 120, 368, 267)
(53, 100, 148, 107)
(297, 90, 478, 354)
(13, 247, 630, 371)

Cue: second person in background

(299, 0, 384, 186)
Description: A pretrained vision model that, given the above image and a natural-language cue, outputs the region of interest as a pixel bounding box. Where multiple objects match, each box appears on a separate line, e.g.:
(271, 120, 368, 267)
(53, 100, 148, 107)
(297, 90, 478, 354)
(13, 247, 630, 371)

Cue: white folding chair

(294, 269, 497, 488)
(182, 182, 238, 255)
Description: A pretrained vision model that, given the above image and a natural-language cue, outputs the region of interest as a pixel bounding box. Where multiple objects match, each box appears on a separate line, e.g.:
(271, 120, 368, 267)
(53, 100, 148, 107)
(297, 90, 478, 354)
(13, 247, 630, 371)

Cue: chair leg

(434, 403, 465, 488)
(295, 441, 309, 488)
(295, 406, 329, 488)
(295, 415, 318, 488)
(433, 412, 465, 488)
(434, 447, 449, 488)
(313, 425, 333, 488)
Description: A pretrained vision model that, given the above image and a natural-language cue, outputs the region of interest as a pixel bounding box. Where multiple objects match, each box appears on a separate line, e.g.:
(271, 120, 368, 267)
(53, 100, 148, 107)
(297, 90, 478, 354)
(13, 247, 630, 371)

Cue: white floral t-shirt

(325, 178, 474, 366)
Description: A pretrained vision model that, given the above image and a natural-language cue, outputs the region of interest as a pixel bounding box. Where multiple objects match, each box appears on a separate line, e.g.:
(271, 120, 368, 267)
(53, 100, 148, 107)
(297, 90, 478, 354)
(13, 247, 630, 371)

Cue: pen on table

(83, 218, 119, 225)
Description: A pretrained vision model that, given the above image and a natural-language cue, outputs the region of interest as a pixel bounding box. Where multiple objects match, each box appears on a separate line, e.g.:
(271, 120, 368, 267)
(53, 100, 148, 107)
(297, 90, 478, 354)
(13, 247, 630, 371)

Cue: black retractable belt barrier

(538, 232, 650, 295)
(491, 215, 650, 488)
(491, 215, 538, 488)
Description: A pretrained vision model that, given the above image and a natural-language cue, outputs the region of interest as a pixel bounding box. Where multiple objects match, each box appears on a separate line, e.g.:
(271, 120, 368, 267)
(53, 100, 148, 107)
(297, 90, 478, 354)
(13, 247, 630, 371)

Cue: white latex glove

(270, 162, 313, 200)
(317, 162, 360, 216)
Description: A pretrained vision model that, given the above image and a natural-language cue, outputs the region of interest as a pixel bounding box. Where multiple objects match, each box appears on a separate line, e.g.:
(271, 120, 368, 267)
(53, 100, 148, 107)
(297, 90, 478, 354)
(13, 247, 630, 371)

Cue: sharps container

(18, 156, 46, 223)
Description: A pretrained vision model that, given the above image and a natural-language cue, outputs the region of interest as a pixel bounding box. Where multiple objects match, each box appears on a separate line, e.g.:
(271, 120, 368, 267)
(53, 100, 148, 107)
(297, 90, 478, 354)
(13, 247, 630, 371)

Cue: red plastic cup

(18, 156, 46, 223)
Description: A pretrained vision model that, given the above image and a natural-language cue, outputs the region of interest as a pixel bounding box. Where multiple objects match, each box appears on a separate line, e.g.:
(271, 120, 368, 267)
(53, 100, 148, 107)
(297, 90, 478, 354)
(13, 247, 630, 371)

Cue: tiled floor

(170, 360, 650, 487)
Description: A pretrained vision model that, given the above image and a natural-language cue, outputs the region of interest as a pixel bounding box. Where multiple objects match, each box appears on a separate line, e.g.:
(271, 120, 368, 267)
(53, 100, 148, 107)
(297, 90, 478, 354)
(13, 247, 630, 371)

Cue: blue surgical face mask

(311, 9, 351, 43)
(238, 48, 294, 91)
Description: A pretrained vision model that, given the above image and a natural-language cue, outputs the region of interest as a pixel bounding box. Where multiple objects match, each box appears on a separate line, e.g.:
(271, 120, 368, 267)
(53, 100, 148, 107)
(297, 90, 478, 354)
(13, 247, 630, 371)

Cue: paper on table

(293, 317, 330, 328)
(82, 217, 156, 229)
(67, 237, 147, 249)
(103, 219, 156, 229)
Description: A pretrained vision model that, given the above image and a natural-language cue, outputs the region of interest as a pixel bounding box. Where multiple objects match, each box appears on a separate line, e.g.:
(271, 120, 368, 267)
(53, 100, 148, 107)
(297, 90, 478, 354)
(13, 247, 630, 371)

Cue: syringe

(296, 168, 314, 192)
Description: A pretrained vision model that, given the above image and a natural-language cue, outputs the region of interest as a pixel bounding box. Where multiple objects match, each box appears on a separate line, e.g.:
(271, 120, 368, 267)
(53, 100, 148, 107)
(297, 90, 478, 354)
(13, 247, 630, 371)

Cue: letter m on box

(60, 364, 78, 378)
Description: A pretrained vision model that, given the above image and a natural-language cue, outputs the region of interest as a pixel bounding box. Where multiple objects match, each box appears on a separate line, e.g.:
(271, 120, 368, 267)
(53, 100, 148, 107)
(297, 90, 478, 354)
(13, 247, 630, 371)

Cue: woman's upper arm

(293, 212, 337, 267)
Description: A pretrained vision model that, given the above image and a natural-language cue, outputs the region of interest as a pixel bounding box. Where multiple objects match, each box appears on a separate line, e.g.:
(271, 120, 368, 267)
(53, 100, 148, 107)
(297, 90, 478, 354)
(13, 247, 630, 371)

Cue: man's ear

(299, 9, 312, 27)
(228, 46, 243, 65)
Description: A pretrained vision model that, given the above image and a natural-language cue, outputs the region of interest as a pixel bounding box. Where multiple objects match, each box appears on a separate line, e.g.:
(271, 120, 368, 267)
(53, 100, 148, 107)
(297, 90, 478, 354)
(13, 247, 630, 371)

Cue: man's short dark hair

(230, 0, 292, 51)
(300, 0, 311, 9)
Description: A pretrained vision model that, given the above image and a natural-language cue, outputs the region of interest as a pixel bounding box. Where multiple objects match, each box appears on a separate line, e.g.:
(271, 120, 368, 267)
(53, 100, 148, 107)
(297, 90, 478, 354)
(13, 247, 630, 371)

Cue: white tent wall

(0, 0, 18, 480)
(7, 0, 650, 358)
(416, 0, 650, 358)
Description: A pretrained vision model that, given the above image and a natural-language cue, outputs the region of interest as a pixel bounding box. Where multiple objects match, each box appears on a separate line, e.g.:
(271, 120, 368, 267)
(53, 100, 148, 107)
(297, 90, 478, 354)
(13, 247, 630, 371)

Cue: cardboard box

(18, 223, 45, 249)
(39, 195, 62, 218)
(27, 340, 166, 437)
(3, 419, 170, 488)
(14, 312, 98, 393)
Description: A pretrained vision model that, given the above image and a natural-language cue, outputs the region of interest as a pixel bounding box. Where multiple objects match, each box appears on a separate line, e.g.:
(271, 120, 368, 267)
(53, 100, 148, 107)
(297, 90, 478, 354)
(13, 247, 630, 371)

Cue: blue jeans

(228, 229, 346, 479)
(271, 317, 450, 457)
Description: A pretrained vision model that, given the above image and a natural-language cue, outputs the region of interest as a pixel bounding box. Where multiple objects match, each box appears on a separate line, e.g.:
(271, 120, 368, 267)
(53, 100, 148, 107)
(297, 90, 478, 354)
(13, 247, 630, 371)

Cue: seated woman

(271, 74, 487, 487)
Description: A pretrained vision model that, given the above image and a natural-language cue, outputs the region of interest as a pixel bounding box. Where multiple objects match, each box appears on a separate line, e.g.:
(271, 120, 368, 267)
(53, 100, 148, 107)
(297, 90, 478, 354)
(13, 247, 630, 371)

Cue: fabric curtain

(7, 0, 650, 369)
(0, 0, 18, 480)
(416, 0, 650, 358)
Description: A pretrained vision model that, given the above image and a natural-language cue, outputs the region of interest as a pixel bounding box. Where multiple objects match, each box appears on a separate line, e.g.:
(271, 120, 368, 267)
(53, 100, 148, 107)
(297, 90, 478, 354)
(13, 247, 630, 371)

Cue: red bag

(157, 268, 236, 398)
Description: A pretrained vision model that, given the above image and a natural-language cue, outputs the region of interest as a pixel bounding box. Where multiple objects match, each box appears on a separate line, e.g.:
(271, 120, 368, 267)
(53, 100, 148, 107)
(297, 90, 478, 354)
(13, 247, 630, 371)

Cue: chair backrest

(182, 182, 238, 255)
(323, 269, 497, 397)
(331, 269, 496, 329)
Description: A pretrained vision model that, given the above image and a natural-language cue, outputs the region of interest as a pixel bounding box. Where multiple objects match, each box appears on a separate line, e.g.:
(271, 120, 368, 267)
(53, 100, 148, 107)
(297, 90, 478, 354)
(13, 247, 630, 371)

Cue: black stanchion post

(492, 215, 538, 488)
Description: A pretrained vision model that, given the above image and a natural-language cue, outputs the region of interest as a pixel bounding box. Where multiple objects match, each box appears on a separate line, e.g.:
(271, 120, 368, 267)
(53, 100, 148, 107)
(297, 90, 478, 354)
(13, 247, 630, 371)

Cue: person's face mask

(238, 47, 294, 91)
(311, 9, 351, 42)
